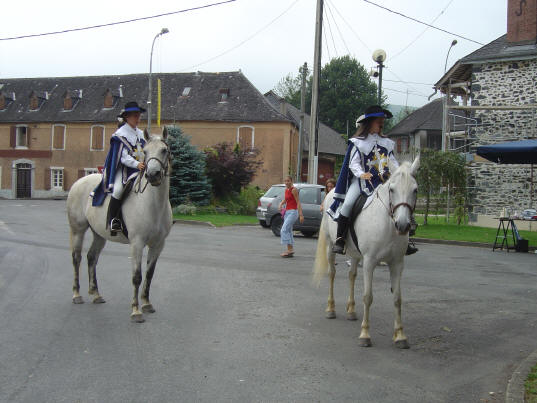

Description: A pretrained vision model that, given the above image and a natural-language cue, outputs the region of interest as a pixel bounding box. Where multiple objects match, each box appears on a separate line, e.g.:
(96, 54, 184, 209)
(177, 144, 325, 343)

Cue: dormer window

(1, 92, 15, 111)
(29, 92, 39, 110)
(64, 95, 73, 110)
(29, 91, 48, 111)
(63, 90, 81, 111)
(104, 89, 114, 108)
(0, 94, 5, 110)
(219, 88, 230, 102)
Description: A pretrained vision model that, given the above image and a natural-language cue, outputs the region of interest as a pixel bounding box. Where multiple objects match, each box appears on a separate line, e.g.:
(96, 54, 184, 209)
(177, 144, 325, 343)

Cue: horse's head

(388, 155, 419, 235)
(142, 127, 171, 186)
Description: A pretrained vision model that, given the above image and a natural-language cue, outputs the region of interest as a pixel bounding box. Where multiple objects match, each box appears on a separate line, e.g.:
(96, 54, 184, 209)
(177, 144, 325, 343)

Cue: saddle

(348, 194, 368, 252)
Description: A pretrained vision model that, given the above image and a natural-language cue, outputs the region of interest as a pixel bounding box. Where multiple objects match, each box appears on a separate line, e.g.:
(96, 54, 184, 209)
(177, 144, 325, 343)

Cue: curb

(172, 219, 216, 228)
(505, 348, 537, 403)
(412, 237, 537, 252)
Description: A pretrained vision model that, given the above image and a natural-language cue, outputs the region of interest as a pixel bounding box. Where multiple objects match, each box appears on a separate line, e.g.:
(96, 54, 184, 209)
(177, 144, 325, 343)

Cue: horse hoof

(72, 296, 84, 304)
(131, 313, 145, 323)
(359, 338, 372, 347)
(142, 304, 155, 313)
(92, 296, 106, 304)
(395, 340, 410, 349)
(347, 312, 358, 321)
(325, 311, 336, 319)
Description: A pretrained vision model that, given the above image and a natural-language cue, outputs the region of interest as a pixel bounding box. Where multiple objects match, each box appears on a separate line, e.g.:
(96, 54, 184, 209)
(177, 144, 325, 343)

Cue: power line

(383, 87, 430, 98)
(325, 0, 351, 55)
(389, 0, 455, 61)
(323, 12, 332, 61)
(0, 0, 237, 41)
(362, 0, 484, 45)
(384, 79, 434, 86)
(328, 0, 372, 53)
(179, 0, 300, 72)
(324, 3, 339, 57)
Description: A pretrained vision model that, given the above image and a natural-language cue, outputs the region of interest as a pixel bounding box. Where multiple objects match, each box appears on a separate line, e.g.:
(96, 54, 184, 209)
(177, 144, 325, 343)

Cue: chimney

(507, 0, 537, 45)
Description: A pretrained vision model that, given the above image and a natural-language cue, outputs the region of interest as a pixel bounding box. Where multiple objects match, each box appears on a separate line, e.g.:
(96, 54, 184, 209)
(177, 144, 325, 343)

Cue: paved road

(1, 199, 536, 403)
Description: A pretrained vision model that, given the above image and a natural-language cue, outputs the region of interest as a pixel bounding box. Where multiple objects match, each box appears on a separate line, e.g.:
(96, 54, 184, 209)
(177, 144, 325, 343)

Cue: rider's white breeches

(112, 170, 125, 199)
(340, 179, 361, 217)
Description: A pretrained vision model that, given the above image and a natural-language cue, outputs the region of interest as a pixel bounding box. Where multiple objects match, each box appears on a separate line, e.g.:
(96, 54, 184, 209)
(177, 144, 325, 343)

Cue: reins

(375, 179, 416, 220)
(134, 142, 171, 194)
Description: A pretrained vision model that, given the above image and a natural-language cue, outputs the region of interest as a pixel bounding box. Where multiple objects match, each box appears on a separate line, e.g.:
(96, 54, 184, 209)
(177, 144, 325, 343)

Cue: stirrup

(110, 218, 123, 233)
(332, 237, 346, 255)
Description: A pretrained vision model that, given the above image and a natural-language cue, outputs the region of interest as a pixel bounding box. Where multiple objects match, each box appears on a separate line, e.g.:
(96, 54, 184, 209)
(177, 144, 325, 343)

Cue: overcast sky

(1, 0, 507, 108)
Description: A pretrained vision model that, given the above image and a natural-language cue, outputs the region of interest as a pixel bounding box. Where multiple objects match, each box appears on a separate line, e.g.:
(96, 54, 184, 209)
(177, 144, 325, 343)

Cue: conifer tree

(167, 126, 211, 206)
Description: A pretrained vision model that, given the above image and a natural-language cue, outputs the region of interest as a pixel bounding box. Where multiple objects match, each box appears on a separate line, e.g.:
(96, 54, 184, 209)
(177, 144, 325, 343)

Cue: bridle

(134, 139, 171, 193)
(376, 180, 416, 220)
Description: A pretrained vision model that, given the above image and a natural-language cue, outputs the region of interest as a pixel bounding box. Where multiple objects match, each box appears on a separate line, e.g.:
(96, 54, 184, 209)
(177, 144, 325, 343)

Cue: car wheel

(300, 230, 316, 238)
(259, 220, 269, 228)
(271, 215, 283, 237)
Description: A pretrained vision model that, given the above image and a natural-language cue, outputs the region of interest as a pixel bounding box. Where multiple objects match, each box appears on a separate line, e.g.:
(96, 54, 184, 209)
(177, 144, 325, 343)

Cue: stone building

(0, 71, 305, 199)
(435, 0, 537, 227)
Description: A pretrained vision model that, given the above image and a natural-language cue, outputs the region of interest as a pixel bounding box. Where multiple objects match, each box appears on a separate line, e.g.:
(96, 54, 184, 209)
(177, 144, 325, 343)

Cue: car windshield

(264, 186, 285, 198)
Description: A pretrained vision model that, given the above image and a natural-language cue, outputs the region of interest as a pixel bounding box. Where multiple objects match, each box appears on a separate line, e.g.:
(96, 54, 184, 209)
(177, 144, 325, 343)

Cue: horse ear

(162, 126, 168, 141)
(144, 129, 150, 141)
(410, 154, 420, 176)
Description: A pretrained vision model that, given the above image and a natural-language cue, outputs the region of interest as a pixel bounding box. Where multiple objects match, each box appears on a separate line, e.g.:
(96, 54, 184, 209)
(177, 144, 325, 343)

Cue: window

(219, 88, 229, 102)
(90, 126, 105, 150)
(0, 94, 5, 110)
(264, 186, 285, 198)
(16, 126, 28, 148)
(29, 93, 39, 110)
(84, 168, 99, 176)
(182, 87, 191, 96)
(401, 137, 409, 153)
(299, 187, 319, 205)
(51, 168, 64, 189)
(52, 125, 66, 150)
(104, 89, 114, 108)
(63, 95, 72, 110)
(237, 126, 254, 150)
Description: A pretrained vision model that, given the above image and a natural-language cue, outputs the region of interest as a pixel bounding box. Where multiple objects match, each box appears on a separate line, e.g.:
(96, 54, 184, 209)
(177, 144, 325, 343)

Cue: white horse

(66, 128, 172, 323)
(313, 156, 419, 348)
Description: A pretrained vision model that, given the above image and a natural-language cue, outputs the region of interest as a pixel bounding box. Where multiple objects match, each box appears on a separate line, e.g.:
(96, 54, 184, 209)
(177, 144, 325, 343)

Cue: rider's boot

(109, 197, 123, 233)
(406, 242, 418, 255)
(332, 215, 350, 254)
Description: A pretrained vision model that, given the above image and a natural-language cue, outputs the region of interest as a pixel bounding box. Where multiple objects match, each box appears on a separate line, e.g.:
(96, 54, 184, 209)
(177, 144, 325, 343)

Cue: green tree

(204, 142, 262, 198)
(273, 56, 381, 135)
(167, 126, 211, 206)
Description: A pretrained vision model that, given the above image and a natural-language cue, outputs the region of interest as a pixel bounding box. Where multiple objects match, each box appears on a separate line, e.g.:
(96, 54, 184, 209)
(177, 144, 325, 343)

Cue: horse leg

(390, 259, 409, 349)
(87, 231, 107, 304)
(325, 250, 336, 319)
(359, 257, 374, 347)
(130, 241, 145, 323)
(346, 258, 359, 321)
(141, 241, 165, 314)
(71, 230, 86, 304)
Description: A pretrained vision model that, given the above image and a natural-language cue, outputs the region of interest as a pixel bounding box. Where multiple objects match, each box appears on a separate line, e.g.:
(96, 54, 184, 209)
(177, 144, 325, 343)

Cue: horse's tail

(313, 214, 330, 288)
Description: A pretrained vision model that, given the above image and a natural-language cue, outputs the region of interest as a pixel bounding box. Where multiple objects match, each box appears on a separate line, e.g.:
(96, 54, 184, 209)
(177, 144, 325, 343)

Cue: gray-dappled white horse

(313, 156, 419, 348)
(66, 128, 172, 322)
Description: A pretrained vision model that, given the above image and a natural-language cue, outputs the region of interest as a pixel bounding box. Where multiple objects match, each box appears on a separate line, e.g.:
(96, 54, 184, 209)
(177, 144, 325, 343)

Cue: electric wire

(328, 0, 372, 53)
(389, 0, 455, 61)
(323, 17, 332, 61)
(325, 0, 351, 55)
(0, 0, 237, 41)
(383, 87, 430, 98)
(178, 0, 300, 71)
(384, 79, 434, 86)
(323, 2, 339, 58)
(362, 0, 483, 45)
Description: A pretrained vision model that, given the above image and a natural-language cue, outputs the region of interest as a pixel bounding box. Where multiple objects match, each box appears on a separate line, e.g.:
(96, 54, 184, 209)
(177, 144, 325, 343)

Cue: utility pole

(296, 62, 308, 183)
(308, 0, 323, 184)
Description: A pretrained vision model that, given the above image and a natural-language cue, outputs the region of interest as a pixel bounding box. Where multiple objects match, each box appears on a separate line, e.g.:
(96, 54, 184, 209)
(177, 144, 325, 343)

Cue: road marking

(0, 220, 15, 235)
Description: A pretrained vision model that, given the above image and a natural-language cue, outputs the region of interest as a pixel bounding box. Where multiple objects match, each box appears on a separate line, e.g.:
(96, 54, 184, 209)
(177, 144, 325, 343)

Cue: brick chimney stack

(507, 0, 537, 45)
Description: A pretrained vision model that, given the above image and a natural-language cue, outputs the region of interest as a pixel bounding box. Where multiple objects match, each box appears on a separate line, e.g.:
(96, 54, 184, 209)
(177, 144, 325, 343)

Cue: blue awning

(476, 139, 537, 164)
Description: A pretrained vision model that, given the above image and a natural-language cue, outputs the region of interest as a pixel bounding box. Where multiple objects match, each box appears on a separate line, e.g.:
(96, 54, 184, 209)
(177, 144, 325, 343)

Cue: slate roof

(435, 34, 537, 93)
(0, 72, 290, 124)
(386, 98, 465, 136)
(264, 91, 346, 156)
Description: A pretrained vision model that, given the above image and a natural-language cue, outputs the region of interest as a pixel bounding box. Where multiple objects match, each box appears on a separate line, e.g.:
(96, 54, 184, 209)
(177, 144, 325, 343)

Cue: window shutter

(44, 168, 51, 190)
(78, 169, 85, 179)
(26, 127, 31, 148)
(10, 126, 16, 148)
(63, 170, 67, 190)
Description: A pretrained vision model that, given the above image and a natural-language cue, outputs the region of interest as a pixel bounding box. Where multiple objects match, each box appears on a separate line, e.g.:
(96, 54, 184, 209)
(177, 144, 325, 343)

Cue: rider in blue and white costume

(328, 105, 417, 255)
(92, 101, 146, 233)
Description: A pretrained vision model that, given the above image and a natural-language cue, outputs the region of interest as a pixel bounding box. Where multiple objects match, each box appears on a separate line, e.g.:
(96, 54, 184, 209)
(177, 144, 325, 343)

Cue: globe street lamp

(372, 49, 386, 105)
(147, 28, 169, 135)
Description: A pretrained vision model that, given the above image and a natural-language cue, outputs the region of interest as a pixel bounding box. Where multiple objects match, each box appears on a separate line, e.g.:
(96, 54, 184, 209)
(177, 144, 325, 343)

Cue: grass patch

(173, 213, 258, 227)
(414, 215, 537, 246)
(526, 363, 537, 403)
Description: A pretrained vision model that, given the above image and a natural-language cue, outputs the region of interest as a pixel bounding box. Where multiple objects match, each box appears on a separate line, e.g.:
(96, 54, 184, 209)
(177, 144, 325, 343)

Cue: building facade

(0, 72, 299, 199)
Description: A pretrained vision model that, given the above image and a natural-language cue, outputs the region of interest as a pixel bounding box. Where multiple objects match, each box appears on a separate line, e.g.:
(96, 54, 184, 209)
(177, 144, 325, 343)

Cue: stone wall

(467, 59, 537, 220)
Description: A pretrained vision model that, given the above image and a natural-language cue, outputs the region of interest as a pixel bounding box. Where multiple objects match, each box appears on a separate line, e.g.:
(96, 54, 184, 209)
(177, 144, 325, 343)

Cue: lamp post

(147, 28, 169, 135)
(444, 39, 458, 74)
(372, 49, 386, 105)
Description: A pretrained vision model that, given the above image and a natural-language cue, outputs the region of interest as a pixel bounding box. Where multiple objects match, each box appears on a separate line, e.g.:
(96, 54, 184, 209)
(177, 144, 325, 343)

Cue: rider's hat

(355, 105, 393, 127)
(118, 101, 146, 118)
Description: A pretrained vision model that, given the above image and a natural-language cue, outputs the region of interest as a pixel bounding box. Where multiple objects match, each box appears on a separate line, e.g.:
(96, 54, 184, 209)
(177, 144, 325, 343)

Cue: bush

(212, 186, 264, 215)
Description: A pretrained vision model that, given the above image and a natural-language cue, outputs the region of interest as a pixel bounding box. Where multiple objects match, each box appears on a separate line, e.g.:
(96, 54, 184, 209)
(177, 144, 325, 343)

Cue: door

(297, 187, 321, 227)
(16, 163, 32, 198)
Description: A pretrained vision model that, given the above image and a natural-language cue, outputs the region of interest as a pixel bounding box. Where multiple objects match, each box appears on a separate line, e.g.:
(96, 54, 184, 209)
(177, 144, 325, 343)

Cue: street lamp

(147, 28, 169, 135)
(372, 49, 386, 105)
(444, 39, 457, 73)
